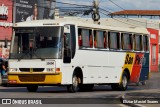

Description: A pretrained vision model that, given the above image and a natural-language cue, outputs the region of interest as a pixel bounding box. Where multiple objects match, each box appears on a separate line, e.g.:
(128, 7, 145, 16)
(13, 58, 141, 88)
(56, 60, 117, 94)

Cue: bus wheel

(27, 85, 38, 92)
(118, 72, 128, 91)
(67, 75, 81, 93)
(141, 81, 146, 85)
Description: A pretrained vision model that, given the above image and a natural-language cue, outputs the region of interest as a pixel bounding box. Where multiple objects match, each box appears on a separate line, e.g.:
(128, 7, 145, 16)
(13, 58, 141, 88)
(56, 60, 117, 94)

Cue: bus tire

(118, 72, 128, 91)
(27, 85, 38, 92)
(67, 74, 81, 93)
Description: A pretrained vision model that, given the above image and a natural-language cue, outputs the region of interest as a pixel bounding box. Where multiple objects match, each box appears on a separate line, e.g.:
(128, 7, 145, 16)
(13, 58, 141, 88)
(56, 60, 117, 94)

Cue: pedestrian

(0, 58, 7, 76)
(0, 58, 2, 76)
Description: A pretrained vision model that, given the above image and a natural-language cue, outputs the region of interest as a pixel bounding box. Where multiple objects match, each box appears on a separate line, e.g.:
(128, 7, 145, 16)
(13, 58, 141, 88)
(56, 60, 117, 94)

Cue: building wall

(0, 0, 13, 58)
(147, 28, 159, 72)
(0, 0, 12, 40)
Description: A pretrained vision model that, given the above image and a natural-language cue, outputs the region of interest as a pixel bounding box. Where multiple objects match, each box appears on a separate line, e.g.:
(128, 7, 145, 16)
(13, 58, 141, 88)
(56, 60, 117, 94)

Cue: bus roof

(14, 18, 149, 35)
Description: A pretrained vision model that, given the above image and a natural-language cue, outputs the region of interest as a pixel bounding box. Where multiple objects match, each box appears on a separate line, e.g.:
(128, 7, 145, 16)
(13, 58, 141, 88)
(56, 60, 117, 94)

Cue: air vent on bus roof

(43, 23, 59, 25)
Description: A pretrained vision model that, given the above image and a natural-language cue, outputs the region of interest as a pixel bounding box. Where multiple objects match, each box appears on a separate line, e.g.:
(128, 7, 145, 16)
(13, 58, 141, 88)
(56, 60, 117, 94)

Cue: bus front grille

(19, 68, 44, 72)
(18, 75, 45, 82)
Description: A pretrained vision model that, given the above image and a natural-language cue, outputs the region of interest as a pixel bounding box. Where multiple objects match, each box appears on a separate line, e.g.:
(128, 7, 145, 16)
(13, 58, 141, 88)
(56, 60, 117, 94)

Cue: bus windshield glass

(10, 27, 63, 59)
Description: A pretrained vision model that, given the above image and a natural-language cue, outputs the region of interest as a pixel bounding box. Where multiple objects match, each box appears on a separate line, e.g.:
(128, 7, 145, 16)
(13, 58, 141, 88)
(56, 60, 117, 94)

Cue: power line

(99, 11, 139, 27)
(38, 1, 92, 7)
(108, 0, 126, 11)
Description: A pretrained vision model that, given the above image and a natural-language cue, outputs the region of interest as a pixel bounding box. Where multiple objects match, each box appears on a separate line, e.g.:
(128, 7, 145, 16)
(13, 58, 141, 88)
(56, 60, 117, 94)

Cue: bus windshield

(10, 27, 63, 60)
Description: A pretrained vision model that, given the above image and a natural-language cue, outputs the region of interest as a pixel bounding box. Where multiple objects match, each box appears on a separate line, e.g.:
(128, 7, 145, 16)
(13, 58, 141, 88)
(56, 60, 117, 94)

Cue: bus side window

(108, 32, 120, 49)
(89, 34, 93, 48)
(104, 31, 107, 48)
(134, 35, 142, 51)
(81, 29, 91, 48)
(143, 35, 149, 51)
(122, 33, 132, 50)
(78, 28, 82, 47)
(95, 30, 105, 48)
(94, 30, 97, 48)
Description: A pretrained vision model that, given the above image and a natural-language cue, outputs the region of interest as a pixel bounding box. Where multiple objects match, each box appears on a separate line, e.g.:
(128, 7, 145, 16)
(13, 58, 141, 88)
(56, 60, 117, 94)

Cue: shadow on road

(0, 85, 139, 93)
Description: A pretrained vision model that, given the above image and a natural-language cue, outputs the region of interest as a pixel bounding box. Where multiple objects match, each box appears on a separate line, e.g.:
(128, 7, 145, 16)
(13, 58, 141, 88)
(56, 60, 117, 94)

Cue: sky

(58, 0, 160, 12)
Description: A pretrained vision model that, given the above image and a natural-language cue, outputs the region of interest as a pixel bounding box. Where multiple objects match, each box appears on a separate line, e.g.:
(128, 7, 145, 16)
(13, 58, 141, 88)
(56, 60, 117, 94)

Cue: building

(147, 28, 159, 72)
(109, 10, 160, 19)
(0, 0, 13, 59)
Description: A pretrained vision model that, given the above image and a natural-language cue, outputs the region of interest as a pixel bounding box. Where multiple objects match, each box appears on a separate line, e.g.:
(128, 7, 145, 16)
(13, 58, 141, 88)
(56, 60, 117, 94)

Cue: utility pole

(92, 0, 100, 24)
(49, 0, 56, 19)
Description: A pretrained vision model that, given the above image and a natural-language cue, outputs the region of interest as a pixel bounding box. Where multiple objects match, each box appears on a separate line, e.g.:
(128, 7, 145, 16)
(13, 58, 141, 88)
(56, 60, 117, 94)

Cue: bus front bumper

(7, 72, 62, 85)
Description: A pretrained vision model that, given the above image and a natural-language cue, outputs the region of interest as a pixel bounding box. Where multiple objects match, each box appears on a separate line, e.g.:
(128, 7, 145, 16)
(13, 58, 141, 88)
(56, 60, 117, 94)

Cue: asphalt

(121, 72, 160, 107)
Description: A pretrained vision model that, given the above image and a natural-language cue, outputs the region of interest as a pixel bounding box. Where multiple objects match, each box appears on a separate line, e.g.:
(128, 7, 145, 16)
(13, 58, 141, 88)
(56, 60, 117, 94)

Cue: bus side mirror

(63, 48, 71, 63)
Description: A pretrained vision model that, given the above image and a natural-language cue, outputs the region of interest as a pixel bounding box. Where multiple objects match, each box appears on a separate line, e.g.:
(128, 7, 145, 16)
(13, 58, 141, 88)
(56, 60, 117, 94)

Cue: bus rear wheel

(67, 75, 81, 93)
(118, 72, 128, 91)
(27, 85, 38, 92)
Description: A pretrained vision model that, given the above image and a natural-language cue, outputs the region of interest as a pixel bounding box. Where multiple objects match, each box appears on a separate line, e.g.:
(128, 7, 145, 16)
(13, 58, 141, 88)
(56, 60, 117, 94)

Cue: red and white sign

(0, 4, 8, 15)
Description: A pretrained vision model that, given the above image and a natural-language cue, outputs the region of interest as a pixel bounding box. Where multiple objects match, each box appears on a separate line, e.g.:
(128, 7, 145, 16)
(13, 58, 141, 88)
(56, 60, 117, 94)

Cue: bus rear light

(56, 68, 60, 72)
(8, 80, 17, 84)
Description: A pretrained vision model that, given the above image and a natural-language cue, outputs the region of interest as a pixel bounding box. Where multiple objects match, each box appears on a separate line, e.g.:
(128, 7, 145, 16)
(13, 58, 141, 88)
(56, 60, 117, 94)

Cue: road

(0, 72, 160, 107)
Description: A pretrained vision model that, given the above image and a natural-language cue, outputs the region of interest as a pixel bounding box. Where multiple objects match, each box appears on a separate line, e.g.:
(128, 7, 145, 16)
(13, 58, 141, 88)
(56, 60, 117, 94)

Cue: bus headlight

(10, 68, 18, 72)
(46, 68, 55, 72)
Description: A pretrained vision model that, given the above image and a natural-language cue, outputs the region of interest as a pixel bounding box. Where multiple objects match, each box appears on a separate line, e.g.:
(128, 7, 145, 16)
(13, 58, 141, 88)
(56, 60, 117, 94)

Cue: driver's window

(64, 33, 71, 49)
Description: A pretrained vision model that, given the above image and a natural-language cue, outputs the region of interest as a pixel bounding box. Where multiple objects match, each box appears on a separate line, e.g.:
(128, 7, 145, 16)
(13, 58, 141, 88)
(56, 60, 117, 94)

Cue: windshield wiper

(18, 48, 45, 61)
(18, 49, 30, 61)
(31, 48, 45, 61)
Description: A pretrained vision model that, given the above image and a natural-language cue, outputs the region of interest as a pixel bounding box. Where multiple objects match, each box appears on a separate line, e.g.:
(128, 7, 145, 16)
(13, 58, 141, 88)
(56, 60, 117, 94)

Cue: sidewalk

(122, 72, 160, 107)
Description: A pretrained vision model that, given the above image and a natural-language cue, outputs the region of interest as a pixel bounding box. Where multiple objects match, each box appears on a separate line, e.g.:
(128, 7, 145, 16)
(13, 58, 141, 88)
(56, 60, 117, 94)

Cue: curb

(120, 94, 146, 107)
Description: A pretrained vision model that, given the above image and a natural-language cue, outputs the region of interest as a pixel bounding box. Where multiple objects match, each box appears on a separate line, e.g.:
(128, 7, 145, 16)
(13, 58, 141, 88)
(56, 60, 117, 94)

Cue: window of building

(158, 36, 160, 44)
(143, 35, 149, 51)
(78, 28, 92, 48)
(152, 45, 156, 65)
(94, 30, 106, 48)
(122, 33, 132, 50)
(134, 35, 142, 51)
(108, 32, 120, 49)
